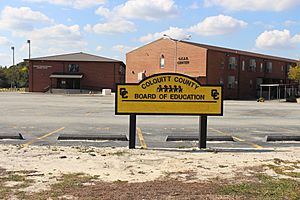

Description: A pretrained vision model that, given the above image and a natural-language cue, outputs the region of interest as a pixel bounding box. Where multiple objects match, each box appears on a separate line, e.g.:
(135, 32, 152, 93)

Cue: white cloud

(114, 0, 178, 21)
(96, 46, 103, 52)
(188, 15, 247, 36)
(0, 6, 52, 32)
(204, 0, 300, 11)
(112, 45, 135, 53)
(23, 0, 106, 9)
(95, 7, 110, 18)
(84, 20, 136, 34)
(0, 36, 10, 45)
(96, 0, 178, 21)
(139, 27, 190, 43)
(255, 29, 300, 50)
(18, 24, 87, 56)
(88, 0, 178, 35)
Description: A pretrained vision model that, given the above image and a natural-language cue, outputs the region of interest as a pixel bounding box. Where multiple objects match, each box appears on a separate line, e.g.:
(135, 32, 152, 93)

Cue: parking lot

(0, 92, 299, 149)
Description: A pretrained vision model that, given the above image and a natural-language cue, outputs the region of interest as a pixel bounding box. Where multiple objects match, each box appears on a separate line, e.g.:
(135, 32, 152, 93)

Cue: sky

(0, 0, 300, 67)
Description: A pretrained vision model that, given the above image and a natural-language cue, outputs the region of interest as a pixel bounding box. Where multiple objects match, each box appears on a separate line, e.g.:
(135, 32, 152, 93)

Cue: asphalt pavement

(0, 92, 299, 149)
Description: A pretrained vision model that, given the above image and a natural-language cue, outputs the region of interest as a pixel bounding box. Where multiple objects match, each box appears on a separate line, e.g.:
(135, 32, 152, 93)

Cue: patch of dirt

(33, 179, 242, 200)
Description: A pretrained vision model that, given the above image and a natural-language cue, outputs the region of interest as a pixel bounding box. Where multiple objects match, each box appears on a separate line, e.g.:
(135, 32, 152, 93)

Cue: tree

(288, 61, 300, 83)
(0, 62, 29, 88)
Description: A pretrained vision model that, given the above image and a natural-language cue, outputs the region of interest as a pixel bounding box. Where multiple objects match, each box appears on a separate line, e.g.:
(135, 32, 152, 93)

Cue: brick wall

(29, 61, 124, 92)
(126, 39, 296, 99)
(126, 38, 207, 83)
(207, 50, 293, 99)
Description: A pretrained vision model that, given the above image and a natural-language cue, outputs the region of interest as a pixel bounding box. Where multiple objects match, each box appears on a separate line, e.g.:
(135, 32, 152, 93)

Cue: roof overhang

(50, 74, 83, 79)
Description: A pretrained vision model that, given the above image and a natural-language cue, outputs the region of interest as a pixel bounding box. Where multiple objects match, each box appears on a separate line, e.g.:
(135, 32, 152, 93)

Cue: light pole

(27, 40, 31, 60)
(163, 34, 191, 73)
(11, 46, 15, 88)
(11, 46, 15, 66)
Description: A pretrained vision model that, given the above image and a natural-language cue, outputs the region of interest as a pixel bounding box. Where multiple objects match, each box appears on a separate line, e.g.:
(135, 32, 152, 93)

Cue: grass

(266, 164, 300, 178)
(0, 169, 35, 200)
(264, 159, 300, 178)
(26, 173, 98, 200)
(1, 158, 299, 200)
(219, 159, 300, 199)
(220, 174, 300, 200)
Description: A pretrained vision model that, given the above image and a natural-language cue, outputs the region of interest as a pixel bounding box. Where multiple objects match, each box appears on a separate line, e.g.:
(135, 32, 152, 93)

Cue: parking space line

(22, 127, 65, 147)
(137, 127, 147, 149)
(209, 128, 263, 149)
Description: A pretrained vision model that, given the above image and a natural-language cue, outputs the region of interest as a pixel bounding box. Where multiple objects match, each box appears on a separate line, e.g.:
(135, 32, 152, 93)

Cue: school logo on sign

(116, 73, 223, 115)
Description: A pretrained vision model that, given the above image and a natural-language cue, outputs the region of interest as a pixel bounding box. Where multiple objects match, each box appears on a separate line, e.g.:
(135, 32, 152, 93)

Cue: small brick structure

(25, 52, 125, 93)
(126, 38, 297, 100)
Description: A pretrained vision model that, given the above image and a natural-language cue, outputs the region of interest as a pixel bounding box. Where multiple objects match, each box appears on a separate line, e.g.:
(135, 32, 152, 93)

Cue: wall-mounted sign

(116, 73, 223, 115)
(177, 57, 189, 65)
(33, 65, 52, 70)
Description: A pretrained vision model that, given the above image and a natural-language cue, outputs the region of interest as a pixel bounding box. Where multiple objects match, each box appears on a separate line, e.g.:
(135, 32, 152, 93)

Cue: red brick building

(26, 52, 125, 92)
(126, 38, 297, 99)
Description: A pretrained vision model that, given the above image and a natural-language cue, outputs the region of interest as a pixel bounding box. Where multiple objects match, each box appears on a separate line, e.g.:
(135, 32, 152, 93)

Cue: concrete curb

(58, 134, 128, 141)
(266, 135, 300, 142)
(0, 133, 24, 140)
(166, 135, 234, 142)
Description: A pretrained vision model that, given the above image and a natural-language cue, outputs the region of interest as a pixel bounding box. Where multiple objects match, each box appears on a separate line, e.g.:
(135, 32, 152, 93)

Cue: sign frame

(115, 72, 223, 116)
(115, 72, 224, 149)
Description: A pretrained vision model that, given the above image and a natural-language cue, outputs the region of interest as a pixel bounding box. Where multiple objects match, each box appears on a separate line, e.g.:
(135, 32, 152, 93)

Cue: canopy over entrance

(50, 73, 83, 79)
(50, 73, 83, 90)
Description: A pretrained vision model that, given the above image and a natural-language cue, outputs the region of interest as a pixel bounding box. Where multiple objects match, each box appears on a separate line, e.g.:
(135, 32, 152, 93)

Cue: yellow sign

(116, 73, 223, 115)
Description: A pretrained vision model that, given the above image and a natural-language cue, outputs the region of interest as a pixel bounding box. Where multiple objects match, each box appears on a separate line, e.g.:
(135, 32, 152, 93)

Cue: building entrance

(57, 79, 80, 89)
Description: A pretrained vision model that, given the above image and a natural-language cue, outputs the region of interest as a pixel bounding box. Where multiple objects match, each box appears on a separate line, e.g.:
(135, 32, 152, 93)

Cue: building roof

(128, 38, 297, 63)
(25, 52, 124, 63)
(181, 40, 298, 63)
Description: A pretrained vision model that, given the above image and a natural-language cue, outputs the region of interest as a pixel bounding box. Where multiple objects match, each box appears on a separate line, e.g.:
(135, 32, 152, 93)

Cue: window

(68, 64, 79, 72)
(228, 76, 235, 89)
(228, 57, 237, 69)
(281, 65, 285, 72)
(260, 63, 263, 72)
(249, 59, 256, 72)
(220, 60, 225, 69)
(266, 62, 272, 73)
(160, 55, 165, 69)
(138, 72, 146, 81)
(241, 61, 245, 71)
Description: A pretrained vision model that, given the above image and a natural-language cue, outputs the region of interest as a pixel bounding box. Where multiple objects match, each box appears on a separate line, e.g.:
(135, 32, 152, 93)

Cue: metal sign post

(199, 115, 208, 149)
(115, 73, 223, 149)
(129, 114, 136, 149)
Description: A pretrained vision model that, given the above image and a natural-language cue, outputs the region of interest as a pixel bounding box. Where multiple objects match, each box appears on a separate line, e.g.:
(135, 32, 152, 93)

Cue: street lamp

(11, 46, 15, 88)
(11, 46, 15, 66)
(163, 34, 191, 72)
(27, 40, 31, 60)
